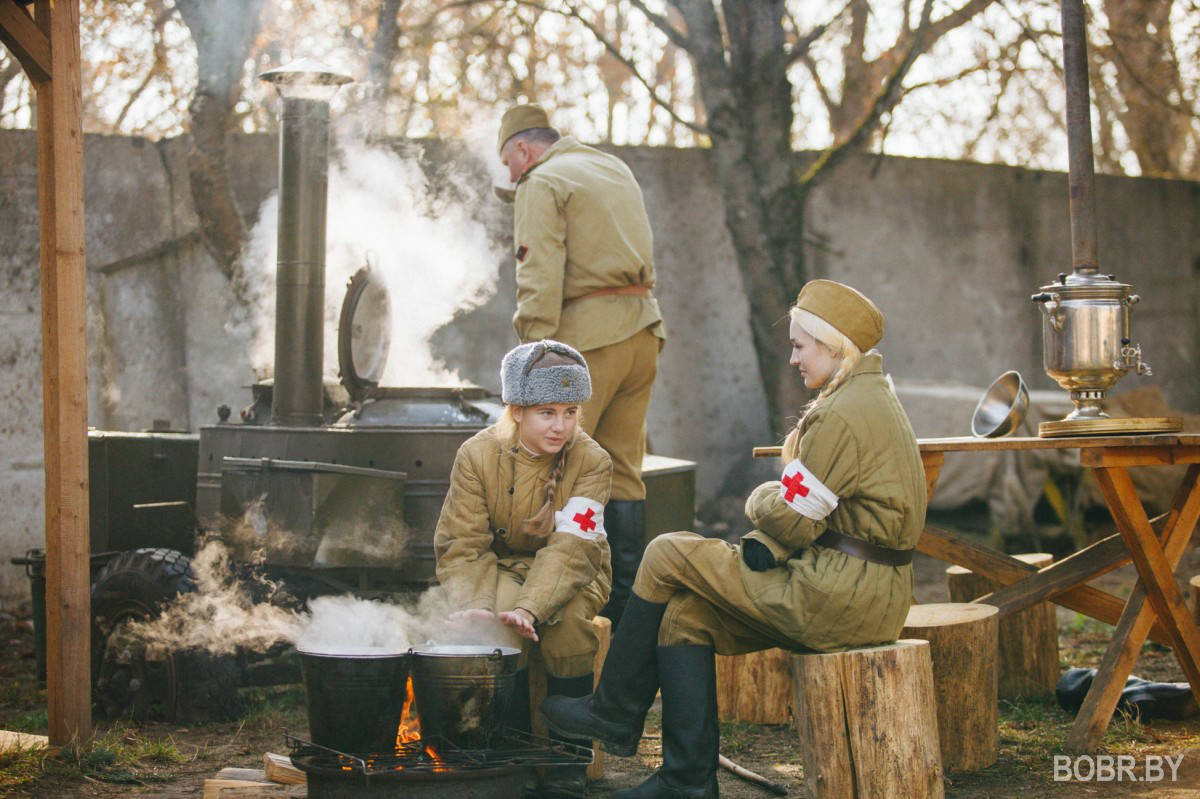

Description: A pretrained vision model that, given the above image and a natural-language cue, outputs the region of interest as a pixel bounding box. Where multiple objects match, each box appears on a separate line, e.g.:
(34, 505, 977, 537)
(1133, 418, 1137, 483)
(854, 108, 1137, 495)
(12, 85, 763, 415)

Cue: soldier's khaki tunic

(434, 424, 614, 676)
(631, 353, 927, 653)
(512, 135, 665, 500)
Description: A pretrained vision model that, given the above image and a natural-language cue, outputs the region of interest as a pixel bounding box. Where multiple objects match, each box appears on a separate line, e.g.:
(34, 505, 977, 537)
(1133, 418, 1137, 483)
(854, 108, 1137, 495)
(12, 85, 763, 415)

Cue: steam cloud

(238, 123, 507, 387)
(126, 537, 521, 658)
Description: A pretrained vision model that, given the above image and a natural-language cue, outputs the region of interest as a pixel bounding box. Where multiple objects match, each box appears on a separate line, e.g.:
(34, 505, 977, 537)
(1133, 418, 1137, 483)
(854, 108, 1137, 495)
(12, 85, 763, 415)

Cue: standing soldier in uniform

(496, 103, 666, 631)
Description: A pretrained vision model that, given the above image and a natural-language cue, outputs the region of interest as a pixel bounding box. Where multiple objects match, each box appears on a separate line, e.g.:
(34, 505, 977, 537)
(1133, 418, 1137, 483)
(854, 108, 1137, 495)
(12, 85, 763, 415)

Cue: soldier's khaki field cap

(498, 104, 557, 154)
(794, 279, 884, 351)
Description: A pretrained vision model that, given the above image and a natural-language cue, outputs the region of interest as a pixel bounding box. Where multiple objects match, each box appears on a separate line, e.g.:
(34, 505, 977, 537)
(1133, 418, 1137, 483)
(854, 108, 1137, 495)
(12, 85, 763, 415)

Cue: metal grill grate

(286, 729, 592, 780)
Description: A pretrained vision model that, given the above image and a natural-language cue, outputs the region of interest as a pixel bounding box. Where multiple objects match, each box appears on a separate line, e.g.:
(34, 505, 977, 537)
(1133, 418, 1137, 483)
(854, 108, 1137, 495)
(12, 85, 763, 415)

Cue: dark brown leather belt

(562, 285, 651, 308)
(814, 530, 914, 567)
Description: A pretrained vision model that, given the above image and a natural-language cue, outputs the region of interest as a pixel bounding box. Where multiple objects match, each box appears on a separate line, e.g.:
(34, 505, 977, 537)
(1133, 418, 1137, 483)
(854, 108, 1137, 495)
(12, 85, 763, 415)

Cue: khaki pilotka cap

(497, 103, 558, 154)
(794, 279, 885, 352)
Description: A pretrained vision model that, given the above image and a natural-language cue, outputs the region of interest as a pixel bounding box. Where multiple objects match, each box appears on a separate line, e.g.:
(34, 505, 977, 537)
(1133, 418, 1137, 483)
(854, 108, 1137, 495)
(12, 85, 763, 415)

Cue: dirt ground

(5, 523, 1200, 798)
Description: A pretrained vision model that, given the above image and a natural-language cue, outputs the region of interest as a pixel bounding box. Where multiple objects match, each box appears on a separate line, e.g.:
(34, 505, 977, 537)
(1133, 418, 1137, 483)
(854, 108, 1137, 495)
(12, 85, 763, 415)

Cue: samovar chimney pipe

(1061, 0, 1098, 276)
(259, 60, 351, 426)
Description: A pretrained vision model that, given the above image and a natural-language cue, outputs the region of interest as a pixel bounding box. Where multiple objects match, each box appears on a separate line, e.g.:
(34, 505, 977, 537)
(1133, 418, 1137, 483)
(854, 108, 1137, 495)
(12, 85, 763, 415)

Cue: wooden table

(755, 433, 1200, 751)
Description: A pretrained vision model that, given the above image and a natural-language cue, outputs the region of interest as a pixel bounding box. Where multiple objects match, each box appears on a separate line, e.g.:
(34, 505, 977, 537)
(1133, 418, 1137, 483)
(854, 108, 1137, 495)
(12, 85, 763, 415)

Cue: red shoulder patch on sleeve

(516, 245, 529, 262)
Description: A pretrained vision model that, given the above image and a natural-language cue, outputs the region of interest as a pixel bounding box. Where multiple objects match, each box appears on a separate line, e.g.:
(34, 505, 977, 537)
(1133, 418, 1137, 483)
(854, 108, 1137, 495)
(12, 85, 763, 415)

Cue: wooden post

(947, 554, 1059, 699)
(716, 648, 791, 724)
(1190, 575, 1200, 628)
(529, 615, 611, 780)
(793, 640, 943, 799)
(31, 0, 91, 747)
(903, 603, 999, 771)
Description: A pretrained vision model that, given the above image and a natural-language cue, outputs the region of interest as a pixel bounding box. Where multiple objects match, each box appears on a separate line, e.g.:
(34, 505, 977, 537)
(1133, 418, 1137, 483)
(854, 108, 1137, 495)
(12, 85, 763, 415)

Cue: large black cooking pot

(409, 645, 520, 750)
(298, 647, 411, 754)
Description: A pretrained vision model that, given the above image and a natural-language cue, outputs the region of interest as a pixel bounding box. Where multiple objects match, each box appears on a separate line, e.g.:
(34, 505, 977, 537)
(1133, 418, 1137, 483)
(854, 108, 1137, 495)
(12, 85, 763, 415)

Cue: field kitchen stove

(286, 731, 592, 798)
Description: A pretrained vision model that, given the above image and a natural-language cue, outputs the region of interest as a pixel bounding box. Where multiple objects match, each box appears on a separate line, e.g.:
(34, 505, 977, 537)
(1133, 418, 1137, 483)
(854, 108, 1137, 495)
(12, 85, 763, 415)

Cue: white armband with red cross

(555, 497, 606, 541)
(779, 459, 839, 520)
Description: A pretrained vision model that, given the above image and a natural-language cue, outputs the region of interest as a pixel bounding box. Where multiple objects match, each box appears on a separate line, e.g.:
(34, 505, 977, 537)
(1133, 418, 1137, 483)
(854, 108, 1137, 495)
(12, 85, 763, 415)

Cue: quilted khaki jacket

(512, 135, 666, 351)
(434, 424, 613, 625)
(741, 353, 926, 652)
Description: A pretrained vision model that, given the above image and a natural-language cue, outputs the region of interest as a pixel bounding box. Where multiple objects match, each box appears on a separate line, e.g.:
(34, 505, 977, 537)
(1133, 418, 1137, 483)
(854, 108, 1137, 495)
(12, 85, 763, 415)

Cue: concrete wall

(2, 128, 1198, 605)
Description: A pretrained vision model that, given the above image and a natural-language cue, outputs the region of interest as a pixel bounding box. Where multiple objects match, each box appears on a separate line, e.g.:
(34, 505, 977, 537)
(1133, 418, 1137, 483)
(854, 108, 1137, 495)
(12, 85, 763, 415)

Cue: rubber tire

(91, 548, 243, 723)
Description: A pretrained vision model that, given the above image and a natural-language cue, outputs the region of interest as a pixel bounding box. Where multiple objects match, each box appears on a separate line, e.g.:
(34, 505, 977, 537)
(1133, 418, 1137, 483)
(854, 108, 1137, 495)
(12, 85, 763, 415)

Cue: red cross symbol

(782, 471, 810, 502)
(573, 508, 597, 532)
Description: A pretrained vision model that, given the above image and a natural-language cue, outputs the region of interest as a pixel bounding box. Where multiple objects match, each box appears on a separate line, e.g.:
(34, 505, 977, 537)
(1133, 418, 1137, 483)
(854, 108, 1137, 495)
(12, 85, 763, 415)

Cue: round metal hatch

(337, 262, 391, 401)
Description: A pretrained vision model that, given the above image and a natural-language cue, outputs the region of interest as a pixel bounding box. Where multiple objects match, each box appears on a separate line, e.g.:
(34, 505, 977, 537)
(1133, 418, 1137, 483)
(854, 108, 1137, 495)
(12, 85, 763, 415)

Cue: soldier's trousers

(580, 327, 659, 501)
(496, 565, 604, 678)
(632, 531, 802, 655)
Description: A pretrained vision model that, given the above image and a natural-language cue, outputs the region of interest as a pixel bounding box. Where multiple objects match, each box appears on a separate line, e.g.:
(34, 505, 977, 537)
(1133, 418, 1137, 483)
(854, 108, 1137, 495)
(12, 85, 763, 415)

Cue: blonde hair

(498, 402, 581, 537)
(781, 307, 864, 461)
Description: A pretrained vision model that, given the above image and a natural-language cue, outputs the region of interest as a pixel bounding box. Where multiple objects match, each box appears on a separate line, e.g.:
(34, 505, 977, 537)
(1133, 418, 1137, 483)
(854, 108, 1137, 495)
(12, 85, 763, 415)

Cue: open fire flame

(395, 675, 448, 772)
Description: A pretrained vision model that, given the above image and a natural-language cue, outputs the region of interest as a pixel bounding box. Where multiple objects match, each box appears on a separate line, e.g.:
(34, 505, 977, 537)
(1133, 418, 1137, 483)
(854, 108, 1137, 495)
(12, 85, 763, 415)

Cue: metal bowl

(971, 371, 1029, 438)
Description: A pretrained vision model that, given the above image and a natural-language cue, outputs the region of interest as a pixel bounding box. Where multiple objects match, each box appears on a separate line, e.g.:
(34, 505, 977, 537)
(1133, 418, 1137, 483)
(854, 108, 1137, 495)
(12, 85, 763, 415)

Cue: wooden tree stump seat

(794, 639, 944, 799)
(529, 615, 611, 780)
(947, 553, 1060, 700)
(716, 648, 793, 724)
(903, 602, 999, 771)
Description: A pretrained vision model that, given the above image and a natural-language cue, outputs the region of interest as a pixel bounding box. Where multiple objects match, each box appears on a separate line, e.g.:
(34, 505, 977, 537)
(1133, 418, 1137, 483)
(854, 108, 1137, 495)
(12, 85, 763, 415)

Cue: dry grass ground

(5, 526, 1200, 797)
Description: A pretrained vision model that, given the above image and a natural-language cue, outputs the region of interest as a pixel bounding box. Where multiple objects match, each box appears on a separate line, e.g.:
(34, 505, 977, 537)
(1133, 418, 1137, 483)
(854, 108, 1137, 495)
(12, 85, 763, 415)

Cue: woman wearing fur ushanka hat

(434, 339, 612, 799)
(540, 281, 927, 799)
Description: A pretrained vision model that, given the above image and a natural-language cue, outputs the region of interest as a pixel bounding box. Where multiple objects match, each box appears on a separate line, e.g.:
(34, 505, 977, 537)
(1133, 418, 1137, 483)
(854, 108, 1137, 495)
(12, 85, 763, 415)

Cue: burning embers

(292, 646, 590, 797)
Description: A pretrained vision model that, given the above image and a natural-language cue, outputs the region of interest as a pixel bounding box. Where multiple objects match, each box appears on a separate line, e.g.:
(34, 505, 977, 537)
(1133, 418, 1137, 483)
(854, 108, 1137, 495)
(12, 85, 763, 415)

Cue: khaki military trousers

(496, 565, 604, 678)
(632, 531, 804, 654)
(580, 327, 659, 501)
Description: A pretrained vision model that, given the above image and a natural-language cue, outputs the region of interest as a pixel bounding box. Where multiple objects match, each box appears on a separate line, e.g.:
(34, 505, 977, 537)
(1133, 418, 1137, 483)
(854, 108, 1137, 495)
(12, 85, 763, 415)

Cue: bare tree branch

(426, 0, 706, 134)
(786, 0, 853, 65)
(800, 0, 935, 186)
(627, 0, 694, 54)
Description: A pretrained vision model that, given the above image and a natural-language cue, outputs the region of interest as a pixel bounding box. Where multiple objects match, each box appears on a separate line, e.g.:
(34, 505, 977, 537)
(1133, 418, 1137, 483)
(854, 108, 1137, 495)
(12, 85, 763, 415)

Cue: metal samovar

(1029, 0, 1179, 437)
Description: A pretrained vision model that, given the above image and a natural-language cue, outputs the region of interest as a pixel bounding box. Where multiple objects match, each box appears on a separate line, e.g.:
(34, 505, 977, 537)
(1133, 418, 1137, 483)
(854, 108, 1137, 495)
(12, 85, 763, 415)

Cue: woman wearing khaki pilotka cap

(540, 281, 927, 799)
(434, 339, 612, 799)
(496, 103, 666, 637)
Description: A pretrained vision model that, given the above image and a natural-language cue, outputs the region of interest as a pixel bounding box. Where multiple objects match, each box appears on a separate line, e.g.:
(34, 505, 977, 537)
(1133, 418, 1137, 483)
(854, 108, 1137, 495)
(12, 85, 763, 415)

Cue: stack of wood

(203, 753, 307, 798)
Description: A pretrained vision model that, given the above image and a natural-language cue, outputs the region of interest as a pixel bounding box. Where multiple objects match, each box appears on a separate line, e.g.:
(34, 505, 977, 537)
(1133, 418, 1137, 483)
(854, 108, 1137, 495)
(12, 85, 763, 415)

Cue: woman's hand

(497, 608, 539, 642)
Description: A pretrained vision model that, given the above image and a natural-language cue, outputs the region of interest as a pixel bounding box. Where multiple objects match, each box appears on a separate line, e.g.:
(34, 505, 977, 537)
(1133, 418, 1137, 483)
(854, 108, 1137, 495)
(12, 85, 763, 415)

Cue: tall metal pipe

(260, 60, 351, 426)
(1060, 0, 1099, 275)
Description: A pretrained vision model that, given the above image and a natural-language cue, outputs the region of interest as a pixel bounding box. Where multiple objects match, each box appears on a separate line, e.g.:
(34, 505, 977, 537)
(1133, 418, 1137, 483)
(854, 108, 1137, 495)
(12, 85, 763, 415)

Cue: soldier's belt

(812, 529, 914, 567)
(562, 285, 651, 308)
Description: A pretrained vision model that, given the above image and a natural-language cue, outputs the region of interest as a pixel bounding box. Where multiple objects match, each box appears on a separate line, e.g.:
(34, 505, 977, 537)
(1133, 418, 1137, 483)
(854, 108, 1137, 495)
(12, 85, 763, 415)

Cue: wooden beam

(0, 0, 50, 83)
(975, 531, 1130, 616)
(1066, 464, 1200, 753)
(1080, 446, 1200, 468)
(1093, 467, 1200, 696)
(35, 0, 90, 747)
(917, 525, 1172, 645)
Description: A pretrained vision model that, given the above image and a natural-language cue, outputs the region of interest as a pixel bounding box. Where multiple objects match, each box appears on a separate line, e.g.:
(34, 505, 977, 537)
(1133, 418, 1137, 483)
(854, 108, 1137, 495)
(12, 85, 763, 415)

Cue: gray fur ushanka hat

(501, 340, 592, 406)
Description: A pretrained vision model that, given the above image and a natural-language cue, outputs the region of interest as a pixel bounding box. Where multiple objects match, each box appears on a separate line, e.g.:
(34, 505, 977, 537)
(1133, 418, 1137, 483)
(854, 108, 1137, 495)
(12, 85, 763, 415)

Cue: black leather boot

(615, 646, 719, 799)
(507, 667, 533, 737)
(539, 595, 665, 756)
(600, 500, 647, 632)
(539, 673, 595, 799)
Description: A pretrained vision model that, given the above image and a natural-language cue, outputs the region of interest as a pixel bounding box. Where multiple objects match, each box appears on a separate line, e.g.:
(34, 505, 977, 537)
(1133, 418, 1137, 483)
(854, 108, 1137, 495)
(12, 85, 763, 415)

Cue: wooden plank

(917, 525, 1172, 645)
(35, 0, 90, 748)
(0, 0, 51, 82)
(263, 753, 306, 785)
(757, 436, 1200, 459)
(1080, 446, 1200, 468)
(1093, 467, 1200, 697)
(1066, 464, 1200, 753)
(215, 768, 270, 782)
(204, 782, 305, 799)
(0, 730, 49, 752)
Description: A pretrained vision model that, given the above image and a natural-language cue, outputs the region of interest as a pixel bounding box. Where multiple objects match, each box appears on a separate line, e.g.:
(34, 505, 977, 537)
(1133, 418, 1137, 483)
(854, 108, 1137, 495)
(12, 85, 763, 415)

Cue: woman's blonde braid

(522, 446, 570, 536)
